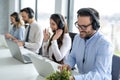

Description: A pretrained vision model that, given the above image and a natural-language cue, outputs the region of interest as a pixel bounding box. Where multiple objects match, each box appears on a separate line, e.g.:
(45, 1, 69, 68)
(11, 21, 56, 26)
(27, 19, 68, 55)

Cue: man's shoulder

(73, 34, 83, 44)
(74, 34, 82, 40)
(31, 21, 42, 30)
(97, 32, 112, 46)
(31, 21, 40, 27)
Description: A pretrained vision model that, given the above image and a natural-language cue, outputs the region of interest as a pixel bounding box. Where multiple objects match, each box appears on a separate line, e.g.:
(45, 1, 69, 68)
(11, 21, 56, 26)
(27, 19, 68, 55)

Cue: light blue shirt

(10, 26, 25, 41)
(65, 31, 113, 80)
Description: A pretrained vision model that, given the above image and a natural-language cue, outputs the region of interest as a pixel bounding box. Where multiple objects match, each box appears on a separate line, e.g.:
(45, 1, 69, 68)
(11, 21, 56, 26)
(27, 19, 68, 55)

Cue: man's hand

(58, 64, 71, 71)
(58, 64, 75, 80)
(69, 76, 75, 80)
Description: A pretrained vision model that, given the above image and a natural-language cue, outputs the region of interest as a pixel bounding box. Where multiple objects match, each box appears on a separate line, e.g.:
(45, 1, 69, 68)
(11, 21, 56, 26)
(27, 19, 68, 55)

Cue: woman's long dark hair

(47, 14, 68, 63)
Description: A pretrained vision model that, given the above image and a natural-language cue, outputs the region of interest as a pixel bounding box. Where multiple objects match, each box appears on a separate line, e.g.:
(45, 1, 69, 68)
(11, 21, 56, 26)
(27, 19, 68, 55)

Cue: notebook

(5, 39, 33, 63)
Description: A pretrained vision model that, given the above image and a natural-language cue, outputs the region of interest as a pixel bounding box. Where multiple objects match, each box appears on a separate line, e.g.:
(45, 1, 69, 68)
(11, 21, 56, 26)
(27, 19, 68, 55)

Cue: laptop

(0, 35, 8, 48)
(5, 39, 32, 64)
(29, 54, 61, 78)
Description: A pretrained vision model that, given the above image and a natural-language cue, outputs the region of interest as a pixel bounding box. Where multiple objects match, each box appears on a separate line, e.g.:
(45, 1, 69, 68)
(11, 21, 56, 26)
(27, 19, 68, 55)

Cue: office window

(20, 0, 35, 12)
(37, 0, 55, 30)
(70, 0, 120, 53)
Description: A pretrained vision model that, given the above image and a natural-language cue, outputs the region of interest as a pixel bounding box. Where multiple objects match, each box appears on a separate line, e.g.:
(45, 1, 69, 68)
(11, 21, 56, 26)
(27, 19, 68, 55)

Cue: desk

(0, 48, 79, 80)
(0, 48, 45, 80)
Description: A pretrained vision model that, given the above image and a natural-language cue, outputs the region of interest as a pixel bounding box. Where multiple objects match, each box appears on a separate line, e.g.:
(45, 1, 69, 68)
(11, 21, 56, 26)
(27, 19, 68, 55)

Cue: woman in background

(42, 14, 71, 64)
(5, 12, 25, 41)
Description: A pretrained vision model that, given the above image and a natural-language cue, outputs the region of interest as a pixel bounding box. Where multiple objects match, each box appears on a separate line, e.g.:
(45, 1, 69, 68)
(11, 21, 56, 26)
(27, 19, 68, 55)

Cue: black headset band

(57, 14, 65, 29)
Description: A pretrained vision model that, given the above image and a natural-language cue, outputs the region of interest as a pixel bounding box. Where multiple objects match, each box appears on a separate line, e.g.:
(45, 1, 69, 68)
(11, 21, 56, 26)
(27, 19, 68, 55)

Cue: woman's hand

(5, 33, 16, 40)
(52, 29, 63, 40)
(5, 33, 12, 39)
(13, 39, 19, 43)
(43, 28, 50, 42)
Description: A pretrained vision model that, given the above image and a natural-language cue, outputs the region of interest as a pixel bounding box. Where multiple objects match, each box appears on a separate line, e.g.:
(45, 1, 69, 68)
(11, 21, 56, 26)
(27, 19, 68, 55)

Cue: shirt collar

(85, 31, 99, 44)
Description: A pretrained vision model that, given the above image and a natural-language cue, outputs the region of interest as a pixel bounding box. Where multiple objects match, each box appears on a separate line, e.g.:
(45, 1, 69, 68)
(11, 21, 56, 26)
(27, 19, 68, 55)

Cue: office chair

(112, 55, 120, 80)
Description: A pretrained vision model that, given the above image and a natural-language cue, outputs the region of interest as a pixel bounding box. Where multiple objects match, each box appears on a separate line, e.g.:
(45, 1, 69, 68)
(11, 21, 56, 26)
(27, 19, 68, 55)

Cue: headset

(26, 7, 34, 18)
(57, 14, 65, 29)
(10, 12, 20, 22)
(21, 7, 34, 19)
(15, 13, 20, 22)
(77, 8, 100, 30)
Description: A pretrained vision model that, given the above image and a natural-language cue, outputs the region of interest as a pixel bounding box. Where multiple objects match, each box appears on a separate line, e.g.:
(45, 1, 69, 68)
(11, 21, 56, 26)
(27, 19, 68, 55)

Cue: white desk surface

(0, 48, 79, 80)
(0, 48, 45, 80)
(0, 35, 78, 80)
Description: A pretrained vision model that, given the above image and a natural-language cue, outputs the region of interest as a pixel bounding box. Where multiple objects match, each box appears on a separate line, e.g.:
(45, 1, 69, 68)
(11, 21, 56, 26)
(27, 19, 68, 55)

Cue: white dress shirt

(42, 33, 71, 62)
(24, 21, 43, 53)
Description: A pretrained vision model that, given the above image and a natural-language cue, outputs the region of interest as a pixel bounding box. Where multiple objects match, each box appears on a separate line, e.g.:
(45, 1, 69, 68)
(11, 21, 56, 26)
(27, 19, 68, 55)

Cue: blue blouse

(10, 26, 25, 41)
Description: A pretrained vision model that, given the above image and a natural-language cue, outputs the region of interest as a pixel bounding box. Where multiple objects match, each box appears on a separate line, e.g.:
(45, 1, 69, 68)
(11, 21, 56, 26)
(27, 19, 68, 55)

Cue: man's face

(76, 16, 96, 39)
(20, 11, 29, 23)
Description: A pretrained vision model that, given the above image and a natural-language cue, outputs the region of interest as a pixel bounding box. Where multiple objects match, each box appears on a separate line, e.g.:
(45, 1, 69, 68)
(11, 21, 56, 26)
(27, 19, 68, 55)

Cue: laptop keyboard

(23, 55, 31, 62)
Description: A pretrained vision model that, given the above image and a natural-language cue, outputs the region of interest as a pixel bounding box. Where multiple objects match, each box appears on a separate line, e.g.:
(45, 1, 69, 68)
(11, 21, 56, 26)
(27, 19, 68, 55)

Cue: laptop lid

(29, 54, 60, 77)
(0, 35, 8, 48)
(5, 39, 32, 63)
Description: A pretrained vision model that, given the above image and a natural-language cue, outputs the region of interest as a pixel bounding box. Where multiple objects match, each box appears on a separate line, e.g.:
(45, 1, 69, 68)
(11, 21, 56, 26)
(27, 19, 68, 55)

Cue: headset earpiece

(25, 7, 34, 19)
(88, 8, 100, 30)
(57, 14, 65, 29)
(15, 14, 20, 22)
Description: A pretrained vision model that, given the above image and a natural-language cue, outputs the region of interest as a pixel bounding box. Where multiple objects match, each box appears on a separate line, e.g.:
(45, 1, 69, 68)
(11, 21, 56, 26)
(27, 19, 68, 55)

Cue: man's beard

(24, 21, 28, 24)
(80, 31, 91, 40)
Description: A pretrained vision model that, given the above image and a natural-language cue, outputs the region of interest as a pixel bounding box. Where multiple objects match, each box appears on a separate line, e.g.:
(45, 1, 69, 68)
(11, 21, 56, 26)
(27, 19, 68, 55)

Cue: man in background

(16, 7, 43, 54)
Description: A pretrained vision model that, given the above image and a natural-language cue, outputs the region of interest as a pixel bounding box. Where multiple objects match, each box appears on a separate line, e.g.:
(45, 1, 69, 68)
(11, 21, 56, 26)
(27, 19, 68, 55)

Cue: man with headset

(16, 7, 43, 53)
(59, 8, 113, 80)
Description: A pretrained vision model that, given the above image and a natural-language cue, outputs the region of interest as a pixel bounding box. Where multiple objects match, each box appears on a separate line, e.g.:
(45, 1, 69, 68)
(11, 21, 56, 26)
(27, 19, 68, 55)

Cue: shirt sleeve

(24, 26, 43, 53)
(65, 35, 78, 68)
(9, 27, 14, 35)
(42, 42, 49, 57)
(74, 42, 113, 80)
(51, 34, 72, 61)
(18, 27, 25, 41)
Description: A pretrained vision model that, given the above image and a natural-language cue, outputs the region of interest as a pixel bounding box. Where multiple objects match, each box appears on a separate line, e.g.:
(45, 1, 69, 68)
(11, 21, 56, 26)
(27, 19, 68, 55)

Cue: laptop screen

(30, 54, 60, 77)
(0, 35, 8, 48)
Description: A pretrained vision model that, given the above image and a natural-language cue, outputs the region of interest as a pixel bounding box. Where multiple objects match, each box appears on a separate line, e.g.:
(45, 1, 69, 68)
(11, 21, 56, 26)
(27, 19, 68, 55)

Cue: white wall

(0, 0, 9, 34)
(55, 0, 68, 17)
(0, 0, 67, 34)
(0, 0, 19, 34)
(8, 0, 19, 31)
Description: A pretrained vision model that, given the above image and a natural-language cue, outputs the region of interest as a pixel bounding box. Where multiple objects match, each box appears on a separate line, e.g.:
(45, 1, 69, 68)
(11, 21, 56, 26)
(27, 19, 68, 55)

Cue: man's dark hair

(20, 7, 34, 18)
(77, 8, 100, 30)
